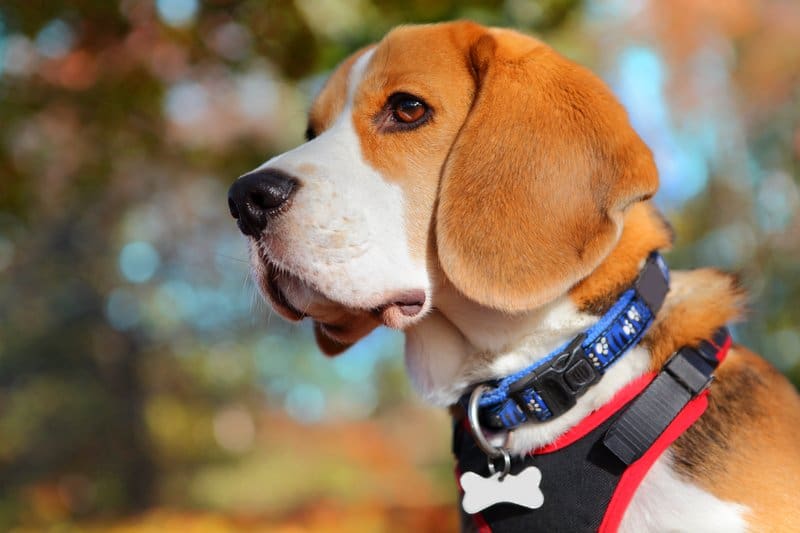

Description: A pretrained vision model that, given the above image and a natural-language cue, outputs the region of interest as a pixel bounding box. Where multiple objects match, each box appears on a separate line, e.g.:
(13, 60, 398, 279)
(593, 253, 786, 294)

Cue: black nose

(227, 169, 299, 237)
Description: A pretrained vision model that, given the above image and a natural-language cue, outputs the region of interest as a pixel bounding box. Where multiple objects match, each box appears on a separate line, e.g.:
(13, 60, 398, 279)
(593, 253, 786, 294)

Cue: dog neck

(404, 201, 731, 453)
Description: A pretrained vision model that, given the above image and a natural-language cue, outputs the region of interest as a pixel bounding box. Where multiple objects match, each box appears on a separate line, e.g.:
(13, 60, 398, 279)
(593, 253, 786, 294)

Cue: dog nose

(227, 169, 299, 236)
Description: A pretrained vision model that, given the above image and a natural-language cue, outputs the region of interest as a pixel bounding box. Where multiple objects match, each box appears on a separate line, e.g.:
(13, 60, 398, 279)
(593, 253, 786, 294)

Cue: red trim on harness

(473, 510, 493, 533)
(598, 391, 710, 533)
(598, 337, 731, 531)
(533, 372, 657, 455)
(535, 336, 732, 456)
(715, 334, 733, 363)
(534, 335, 733, 455)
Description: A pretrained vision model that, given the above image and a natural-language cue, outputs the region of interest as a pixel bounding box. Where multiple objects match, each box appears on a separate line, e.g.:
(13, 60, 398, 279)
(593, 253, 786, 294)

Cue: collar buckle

(507, 333, 600, 419)
(465, 252, 671, 430)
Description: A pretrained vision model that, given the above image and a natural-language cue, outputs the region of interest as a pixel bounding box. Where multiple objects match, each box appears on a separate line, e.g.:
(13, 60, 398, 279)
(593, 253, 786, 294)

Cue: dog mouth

(255, 254, 427, 329)
(374, 289, 427, 328)
(262, 265, 307, 322)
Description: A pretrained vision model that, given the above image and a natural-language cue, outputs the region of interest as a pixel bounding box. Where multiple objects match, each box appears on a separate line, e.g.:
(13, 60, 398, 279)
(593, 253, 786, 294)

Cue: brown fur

(645, 268, 747, 369)
(673, 346, 800, 531)
(352, 24, 482, 261)
(569, 201, 673, 314)
(436, 27, 659, 312)
(301, 23, 800, 528)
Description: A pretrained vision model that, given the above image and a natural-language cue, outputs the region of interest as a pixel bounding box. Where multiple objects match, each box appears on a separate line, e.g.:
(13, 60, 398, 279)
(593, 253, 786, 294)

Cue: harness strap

(603, 328, 729, 465)
(454, 328, 732, 533)
(598, 328, 731, 532)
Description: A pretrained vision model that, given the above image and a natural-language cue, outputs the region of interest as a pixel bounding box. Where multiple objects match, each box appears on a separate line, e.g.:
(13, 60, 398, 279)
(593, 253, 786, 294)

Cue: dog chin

(255, 260, 325, 322)
(252, 255, 429, 331)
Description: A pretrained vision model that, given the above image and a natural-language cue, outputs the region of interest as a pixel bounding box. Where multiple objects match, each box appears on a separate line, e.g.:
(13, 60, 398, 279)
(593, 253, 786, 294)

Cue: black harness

(452, 253, 731, 532)
(455, 401, 631, 532)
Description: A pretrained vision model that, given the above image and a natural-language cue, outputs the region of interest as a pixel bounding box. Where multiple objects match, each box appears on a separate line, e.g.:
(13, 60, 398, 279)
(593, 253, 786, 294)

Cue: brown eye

(388, 93, 429, 126)
(394, 99, 425, 123)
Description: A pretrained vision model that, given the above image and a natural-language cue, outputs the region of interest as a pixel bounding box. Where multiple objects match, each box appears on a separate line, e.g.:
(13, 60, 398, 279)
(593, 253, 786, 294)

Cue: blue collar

(464, 252, 670, 431)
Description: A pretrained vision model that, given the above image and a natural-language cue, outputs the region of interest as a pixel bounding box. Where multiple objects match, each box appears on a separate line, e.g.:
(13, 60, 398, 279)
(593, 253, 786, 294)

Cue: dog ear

(436, 29, 658, 312)
(312, 315, 380, 357)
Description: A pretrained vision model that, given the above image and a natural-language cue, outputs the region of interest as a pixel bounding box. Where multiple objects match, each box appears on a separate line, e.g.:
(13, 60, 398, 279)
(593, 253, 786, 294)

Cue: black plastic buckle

(664, 346, 716, 395)
(507, 334, 600, 418)
(602, 338, 721, 466)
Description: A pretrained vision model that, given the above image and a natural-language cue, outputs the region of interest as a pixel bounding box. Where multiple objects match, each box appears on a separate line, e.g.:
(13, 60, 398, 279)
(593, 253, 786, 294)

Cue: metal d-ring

(468, 384, 511, 479)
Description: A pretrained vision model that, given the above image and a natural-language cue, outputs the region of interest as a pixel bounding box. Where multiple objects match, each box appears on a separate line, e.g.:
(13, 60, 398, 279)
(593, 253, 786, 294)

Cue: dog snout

(227, 169, 299, 236)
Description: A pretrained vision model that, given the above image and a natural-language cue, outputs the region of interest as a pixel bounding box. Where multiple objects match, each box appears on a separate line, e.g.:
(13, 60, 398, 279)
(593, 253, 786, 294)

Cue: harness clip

(507, 334, 600, 418)
(664, 346, 716, 395)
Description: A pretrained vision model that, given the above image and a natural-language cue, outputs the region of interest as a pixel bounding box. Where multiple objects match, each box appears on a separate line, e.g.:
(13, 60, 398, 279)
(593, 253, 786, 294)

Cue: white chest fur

(619, 453, 747, 532)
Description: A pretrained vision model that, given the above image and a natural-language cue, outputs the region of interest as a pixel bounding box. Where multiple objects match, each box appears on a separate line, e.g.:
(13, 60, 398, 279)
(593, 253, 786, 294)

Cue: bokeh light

(155, 0, 198, 28)
(164, 81, 208, 125)
(1, 2, 798, 531)
(213, 405, 256, 453)
(119, 241, 160, 283)
(34, 19, 73, 59)
(105, 287, 141, 330)
(284, 383, 326, 424)
(1, 34, 37, 77)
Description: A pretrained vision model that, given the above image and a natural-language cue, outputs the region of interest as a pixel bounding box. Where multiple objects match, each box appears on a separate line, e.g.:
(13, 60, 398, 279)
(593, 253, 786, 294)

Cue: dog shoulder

(671, 345, 800, 531)
(635, 266, 800, 530)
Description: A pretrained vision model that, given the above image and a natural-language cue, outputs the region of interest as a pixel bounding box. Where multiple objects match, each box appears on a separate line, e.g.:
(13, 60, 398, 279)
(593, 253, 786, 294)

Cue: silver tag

(460, 466, 545, 514)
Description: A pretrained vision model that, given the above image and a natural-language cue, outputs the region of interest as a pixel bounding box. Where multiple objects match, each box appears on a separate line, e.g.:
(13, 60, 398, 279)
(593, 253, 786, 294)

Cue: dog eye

(388, 93, 429, 125)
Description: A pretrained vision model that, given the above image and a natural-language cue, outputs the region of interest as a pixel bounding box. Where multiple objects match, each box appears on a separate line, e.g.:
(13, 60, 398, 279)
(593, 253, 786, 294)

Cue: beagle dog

(227, 21, 800, 532)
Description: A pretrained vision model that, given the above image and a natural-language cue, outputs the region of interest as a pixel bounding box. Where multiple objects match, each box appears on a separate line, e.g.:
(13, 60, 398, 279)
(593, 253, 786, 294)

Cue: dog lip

(397, 303, 424, 316)
(262, 266, 306, 321)
(374, 289, 427, 326)
(258, 250, 426, 327)
(275, 286, 306, 320)
(385, 289, 426, 313)
(396, 302, 424, 316)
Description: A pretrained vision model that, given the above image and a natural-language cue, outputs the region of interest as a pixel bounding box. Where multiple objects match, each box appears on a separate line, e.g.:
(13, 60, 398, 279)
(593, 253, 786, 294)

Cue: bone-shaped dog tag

(460, 466, 544, 514)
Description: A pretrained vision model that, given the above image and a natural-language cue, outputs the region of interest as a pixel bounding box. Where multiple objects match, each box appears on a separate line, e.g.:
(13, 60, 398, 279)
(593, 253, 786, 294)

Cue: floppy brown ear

(437, 29, 658, 312)
(312, 315, 380, 357)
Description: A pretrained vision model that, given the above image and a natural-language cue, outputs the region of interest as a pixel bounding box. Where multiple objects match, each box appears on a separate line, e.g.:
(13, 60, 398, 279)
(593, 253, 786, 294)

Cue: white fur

(619, 453, 748, 533)
(404, 310, 471, 406)
(405, 289, 605, 409)
(252, 49, 431, 317)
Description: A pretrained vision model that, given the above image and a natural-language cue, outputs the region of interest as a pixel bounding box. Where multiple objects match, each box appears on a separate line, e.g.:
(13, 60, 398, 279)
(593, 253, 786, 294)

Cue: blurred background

(1, 0, 798, 531)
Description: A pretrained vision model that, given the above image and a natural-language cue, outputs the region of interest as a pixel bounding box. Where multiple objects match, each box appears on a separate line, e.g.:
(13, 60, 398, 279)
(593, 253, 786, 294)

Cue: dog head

(227, 21, 658, 355)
